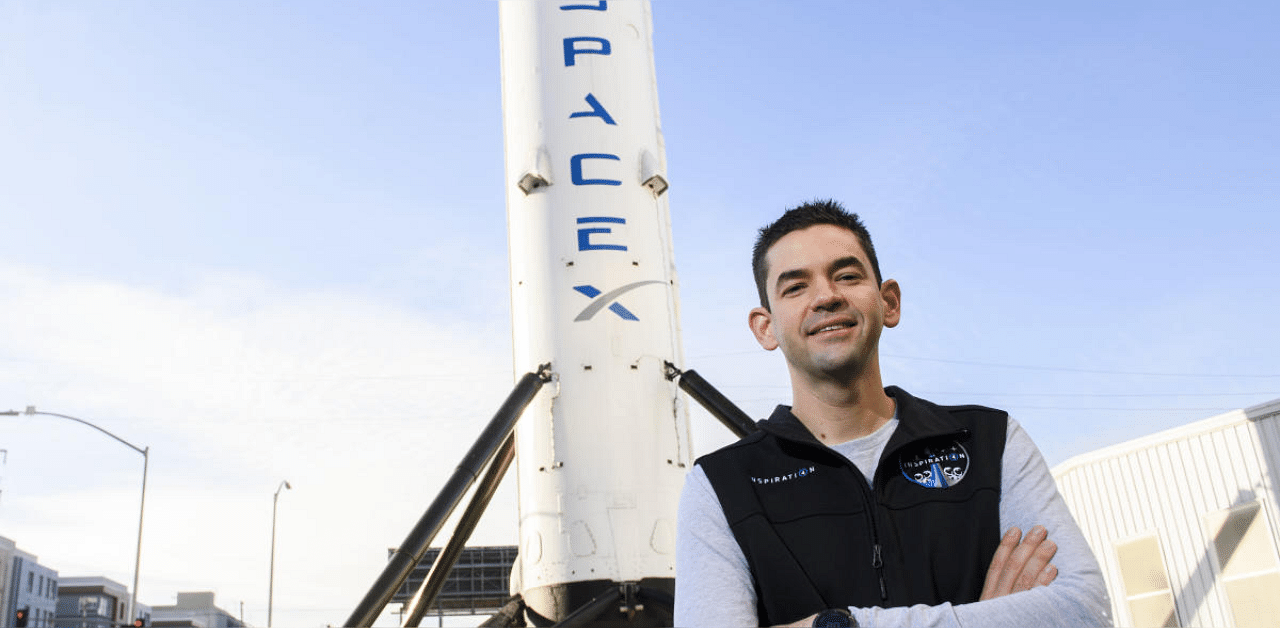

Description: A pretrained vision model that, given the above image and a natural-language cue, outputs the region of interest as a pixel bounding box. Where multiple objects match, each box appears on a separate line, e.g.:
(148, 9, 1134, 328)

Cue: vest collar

(757, 386, 971, 450)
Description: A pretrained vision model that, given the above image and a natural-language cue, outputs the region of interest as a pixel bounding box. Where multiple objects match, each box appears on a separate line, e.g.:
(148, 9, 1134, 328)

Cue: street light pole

(269, 479, 291, 628)
(134, 444, 149, 627)
(2, 406, 149, 627)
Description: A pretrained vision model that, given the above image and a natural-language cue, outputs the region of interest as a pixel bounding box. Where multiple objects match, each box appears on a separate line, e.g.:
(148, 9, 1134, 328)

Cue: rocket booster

(498, 0, 692, 622)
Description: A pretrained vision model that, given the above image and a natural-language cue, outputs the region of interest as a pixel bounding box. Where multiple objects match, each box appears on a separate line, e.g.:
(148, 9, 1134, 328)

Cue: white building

(1052, 398, 1280, 627)
(149, 591, 244, 628)
(1, 536, 59, 628)
(55, 576, 131, 628)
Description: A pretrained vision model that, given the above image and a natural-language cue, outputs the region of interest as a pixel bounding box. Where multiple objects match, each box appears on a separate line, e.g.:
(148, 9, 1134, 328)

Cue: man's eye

(781, 284, 804, 296)
(838, 273, 861, 282)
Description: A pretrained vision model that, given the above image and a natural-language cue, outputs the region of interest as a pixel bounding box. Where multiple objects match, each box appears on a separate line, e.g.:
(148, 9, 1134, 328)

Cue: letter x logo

(573, 281, 663, 321)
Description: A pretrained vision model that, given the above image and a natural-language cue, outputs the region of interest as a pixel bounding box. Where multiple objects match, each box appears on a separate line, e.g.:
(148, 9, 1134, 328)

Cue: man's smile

(807, 319, 856, 336)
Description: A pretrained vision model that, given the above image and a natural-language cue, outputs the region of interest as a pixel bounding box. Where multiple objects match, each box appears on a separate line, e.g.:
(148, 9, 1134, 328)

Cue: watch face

(813, 609, 852, 628)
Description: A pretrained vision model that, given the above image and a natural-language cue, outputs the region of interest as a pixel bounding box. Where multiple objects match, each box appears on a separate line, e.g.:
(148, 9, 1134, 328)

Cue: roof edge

(1052, 397, 1280, 476)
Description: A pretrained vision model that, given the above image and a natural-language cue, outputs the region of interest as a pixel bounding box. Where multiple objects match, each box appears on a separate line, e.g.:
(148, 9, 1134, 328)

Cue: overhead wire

(687, 350, 1280, 378)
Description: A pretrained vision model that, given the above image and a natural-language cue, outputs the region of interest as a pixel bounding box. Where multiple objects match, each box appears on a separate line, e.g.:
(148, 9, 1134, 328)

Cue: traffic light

(14, 607, 28, 627)
(133, 618, 145, 627)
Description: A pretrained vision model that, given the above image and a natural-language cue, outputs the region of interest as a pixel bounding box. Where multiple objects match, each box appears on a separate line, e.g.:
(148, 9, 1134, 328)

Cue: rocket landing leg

(344, 366, 551, 628)
(346, 364, 752, 627)
(523, 579, 674, 627)
(477, 579, 674, 627)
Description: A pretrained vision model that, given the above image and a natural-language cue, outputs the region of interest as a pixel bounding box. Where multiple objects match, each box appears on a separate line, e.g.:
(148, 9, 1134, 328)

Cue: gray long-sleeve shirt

(674, 417, 1112, 627)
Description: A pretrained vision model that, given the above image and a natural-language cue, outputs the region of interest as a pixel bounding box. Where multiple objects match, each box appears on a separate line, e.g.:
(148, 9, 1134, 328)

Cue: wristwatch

(812, 608, 857, 627)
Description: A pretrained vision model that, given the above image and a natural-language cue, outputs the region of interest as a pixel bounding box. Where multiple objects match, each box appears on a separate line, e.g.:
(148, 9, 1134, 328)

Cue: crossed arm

(673, 419, 1111, 627)
(777, 524, 1061, 626)
(981, 524, 1060, 600)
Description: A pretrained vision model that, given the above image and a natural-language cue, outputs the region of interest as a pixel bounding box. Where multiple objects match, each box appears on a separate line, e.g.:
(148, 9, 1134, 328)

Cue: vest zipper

(862, 426, 970, 602)
(852, 459, 890, 602)
(872, 544, 887, 600)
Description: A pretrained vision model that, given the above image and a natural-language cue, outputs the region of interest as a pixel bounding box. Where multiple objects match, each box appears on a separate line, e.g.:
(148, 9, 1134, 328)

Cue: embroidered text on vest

(750, 466, 817, 485)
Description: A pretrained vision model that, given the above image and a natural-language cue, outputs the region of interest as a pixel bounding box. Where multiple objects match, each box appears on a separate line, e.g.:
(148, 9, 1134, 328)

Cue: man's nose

(812, 281, 845, 311)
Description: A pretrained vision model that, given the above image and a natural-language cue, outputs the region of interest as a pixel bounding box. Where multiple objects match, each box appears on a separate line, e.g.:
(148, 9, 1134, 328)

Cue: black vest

(697, 387, 1008, 625)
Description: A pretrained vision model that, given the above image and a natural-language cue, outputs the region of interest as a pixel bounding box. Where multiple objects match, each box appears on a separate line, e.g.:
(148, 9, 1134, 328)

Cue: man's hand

(775, 526, 1057, 625)
(980, 525, 1058, 600)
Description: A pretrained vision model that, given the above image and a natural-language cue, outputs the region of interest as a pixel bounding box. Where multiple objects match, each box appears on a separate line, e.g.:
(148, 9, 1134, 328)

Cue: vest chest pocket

(884, 433, 1000, 508)
(754, 471, 868, 524)
(881, 471, 996, 509)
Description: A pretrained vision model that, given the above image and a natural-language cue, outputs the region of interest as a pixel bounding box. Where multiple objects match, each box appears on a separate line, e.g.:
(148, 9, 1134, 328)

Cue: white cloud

(0, 263, 518, 626)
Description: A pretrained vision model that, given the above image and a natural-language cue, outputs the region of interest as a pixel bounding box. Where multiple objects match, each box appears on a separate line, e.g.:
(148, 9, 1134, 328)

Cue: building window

(27, 572, 33, 592)
(1205, 501, 1280, 628)
(79, 595, 111, 618)
(1116, 533, 1179, 627)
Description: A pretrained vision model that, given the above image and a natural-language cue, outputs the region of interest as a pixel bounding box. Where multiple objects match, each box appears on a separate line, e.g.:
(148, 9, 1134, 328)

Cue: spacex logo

(573, 281, 663, 321)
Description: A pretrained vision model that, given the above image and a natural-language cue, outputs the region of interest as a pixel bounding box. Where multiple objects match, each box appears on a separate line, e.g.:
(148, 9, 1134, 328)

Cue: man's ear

(749, 306, 779, 350)
(881, 279, 902, 328)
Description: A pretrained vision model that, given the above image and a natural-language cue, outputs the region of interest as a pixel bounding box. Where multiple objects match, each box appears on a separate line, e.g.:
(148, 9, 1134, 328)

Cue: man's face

(749, 224, 900, 383)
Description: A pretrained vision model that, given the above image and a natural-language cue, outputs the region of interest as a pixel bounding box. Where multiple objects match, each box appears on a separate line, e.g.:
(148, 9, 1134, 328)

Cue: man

(674, 200, 1109, 627)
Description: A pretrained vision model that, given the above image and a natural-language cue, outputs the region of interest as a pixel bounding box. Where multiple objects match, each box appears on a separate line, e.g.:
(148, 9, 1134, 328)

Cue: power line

(881, 354, 1279, 378)
(709, 384, 1277, 398)
(995, 405, 1232, 412)
(709, 399, 1235, 413)
(687, 350, 1279, 378)
(917, 391, 1279, 399)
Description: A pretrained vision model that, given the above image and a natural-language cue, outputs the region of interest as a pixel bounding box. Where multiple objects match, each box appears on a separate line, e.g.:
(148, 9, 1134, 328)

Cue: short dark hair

(751, 199, 883, 309)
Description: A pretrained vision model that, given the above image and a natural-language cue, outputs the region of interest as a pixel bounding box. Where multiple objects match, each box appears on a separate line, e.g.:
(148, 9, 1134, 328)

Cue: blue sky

(2, 1, 1277, 626)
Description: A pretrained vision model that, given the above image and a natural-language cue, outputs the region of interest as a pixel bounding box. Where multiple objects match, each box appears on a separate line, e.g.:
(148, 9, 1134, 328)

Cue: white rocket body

(498, 0, 693, 620)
